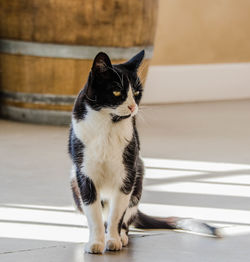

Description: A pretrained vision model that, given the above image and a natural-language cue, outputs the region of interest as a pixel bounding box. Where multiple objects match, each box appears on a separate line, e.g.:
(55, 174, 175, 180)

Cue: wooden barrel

(0, 0, 159, 125)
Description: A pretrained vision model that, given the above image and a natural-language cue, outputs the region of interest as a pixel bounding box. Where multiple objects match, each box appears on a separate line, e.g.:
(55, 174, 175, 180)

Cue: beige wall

(151, 0, 250, 65)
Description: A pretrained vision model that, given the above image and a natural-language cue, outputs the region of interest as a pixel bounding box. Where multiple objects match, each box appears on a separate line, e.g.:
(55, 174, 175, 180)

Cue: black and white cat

(68, 51, 220, 254)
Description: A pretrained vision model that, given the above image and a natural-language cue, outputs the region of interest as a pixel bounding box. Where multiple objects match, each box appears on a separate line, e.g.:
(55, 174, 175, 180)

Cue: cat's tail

(133, 210, 222, 237)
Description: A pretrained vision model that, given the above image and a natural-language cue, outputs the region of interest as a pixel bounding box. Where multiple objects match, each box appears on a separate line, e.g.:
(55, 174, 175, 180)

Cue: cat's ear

(123, 50, 145, 71)
(92, 52, 112, 74)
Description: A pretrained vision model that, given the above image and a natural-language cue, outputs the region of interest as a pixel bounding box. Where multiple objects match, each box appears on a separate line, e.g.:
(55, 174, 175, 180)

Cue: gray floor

(1, 100, 250, 261)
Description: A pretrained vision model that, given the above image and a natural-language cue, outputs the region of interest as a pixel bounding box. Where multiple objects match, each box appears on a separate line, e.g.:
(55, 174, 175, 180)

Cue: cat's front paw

(84, 241, 105, 254)
(120, 230, 129, 247)
(106, 237, 122, 251)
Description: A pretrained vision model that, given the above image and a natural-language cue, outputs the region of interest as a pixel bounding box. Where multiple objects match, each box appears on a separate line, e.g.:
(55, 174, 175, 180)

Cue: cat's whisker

(135, 75, 147, 89)
(137, 112, 146, 124)
(135, 76, 142, 87)
(138, 63, 146, 76)
(139, 74, 148, 84)
(85, 93, 97, 102)
(136, 107, 148, 125)
(121, 73, 124, 86)
(138, 105, 151, 112)
(137, 61, 148, 79)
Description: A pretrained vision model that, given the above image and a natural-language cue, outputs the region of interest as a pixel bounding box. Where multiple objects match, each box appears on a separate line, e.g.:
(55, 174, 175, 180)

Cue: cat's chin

(110, 113, 131, 123)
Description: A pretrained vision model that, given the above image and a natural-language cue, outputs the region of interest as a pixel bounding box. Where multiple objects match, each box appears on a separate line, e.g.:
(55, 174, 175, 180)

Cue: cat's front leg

(106, 192, 130, 251)
(77, 171, 105, 254)
(83, 200, 105, 254)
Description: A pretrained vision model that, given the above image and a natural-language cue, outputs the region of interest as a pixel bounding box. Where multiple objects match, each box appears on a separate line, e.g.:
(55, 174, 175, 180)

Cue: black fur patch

(73, 88, 87, 120)
(76, 170, 97, 205)
(122, 212, 137, 235)
(104, 221, 107, 233)
(133, 210, 177, 229)
(111, 113, 131, 123)
(118, 210, 126, 234)
(68, 127, 84, 169)
(132, 117, 140, 150)
(86, 65, 130, 111)
(121, 223, 128, 234)
(121, 132, 138, 194)
(127, 213, 137, 227)
(129, 157, 144, 208)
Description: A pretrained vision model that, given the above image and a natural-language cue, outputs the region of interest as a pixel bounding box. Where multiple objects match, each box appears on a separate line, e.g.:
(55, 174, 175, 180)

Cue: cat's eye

(134, 91, 140, 96)
(113, 91, 121, 97)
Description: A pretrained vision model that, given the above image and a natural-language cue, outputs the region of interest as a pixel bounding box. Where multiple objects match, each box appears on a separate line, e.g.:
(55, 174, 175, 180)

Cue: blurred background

(1, 0, 250, 123)
(1, 1, 250, 261)
(144, 0, 250, 104)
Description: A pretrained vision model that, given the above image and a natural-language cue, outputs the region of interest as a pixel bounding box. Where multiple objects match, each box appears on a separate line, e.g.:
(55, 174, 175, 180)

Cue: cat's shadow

(83, 246, 131, 261)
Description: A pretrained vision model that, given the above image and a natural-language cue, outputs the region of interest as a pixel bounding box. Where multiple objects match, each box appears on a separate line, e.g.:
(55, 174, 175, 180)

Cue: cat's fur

(68, 51, 220, 254)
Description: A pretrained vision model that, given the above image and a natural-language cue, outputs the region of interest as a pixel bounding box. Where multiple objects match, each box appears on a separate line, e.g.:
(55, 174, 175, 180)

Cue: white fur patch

(72, 104, 133, 195)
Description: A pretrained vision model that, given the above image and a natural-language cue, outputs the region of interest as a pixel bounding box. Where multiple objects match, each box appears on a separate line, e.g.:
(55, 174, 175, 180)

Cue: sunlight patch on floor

(144, 158, 250, 172)
(0, 202, 250, 242)
(0, 206, 87, 227)
(0, 221, 88, 243)
(144, 181, 250, 197)
(1, 158, 250, 242)
(0, 204, 88, 243)
(199, 174, 250, 185)
(145, 168, 203, 179)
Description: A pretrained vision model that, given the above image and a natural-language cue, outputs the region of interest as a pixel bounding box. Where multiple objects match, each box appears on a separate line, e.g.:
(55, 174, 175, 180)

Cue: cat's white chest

(72, 106, 133, 189)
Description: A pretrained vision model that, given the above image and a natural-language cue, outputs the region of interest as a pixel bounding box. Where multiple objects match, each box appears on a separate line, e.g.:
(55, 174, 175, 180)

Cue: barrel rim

(0, 105, 71, 126)
(0, 90, 76, 105)
(0, 39, 154, 60)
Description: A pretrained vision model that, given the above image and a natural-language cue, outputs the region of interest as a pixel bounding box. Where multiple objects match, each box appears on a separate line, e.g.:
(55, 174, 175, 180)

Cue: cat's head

(84, 50, 145, 122)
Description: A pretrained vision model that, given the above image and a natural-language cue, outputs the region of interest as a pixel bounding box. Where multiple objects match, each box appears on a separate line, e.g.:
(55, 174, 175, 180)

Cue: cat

(68, 50, 220, 254)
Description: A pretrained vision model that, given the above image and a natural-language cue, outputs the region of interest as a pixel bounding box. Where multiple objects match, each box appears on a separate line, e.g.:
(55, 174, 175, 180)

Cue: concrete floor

(1, 100, 250, 261)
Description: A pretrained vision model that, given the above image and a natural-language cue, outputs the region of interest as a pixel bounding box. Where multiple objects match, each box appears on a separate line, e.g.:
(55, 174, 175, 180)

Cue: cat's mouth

(110, 113, 131, 123)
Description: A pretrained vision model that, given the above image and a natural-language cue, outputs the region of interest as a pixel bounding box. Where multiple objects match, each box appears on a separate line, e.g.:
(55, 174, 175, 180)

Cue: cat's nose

(128, 104, 136, 113)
